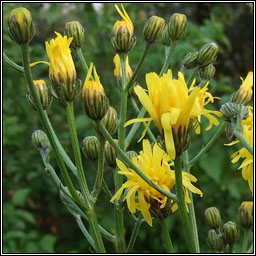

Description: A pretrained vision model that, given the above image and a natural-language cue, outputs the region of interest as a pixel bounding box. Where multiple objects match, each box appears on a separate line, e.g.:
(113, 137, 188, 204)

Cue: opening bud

(198, 42, 218, 67)
(205, 207, 222, 229)
(143, 16, 165, 43)
(64, 21, 85, 49)
(238, 201, 253, 229)
(101, 107, 118, 135)
(168, 13, 187, 42)
(31, 130, 50, 151)
(199, 64, 216, 80)
(182, 52, 198, 69)
(222, 221, 239, 245)
(26, 80, 53, 110)
(8, 7, 35, 45)
(82, 136, 99, 161)
(126, 151, 138, 161)
(104, 140, 117, 167)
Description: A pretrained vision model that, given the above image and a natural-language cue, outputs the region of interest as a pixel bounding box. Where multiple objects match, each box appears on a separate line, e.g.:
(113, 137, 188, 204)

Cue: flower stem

(174, 155, 196, 253)
(187, 66, 199, 87)
(91, 137, 105, 201)
(66, 101, 105, 253)
(159, 42, 176, 76)
(241, 228, 250, 253)
(159, 219, 175, 253)
(76, 48, 89, 74)
(125, 42, 151, 92)
(3, 52, 24, 73)
(189, 122, 225, 167)
(127, 214, 143, 253)
(96, 121, 177, 202)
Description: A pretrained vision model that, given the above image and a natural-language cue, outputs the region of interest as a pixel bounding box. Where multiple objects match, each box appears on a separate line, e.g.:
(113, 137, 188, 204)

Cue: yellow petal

(124, 117, 153, 127)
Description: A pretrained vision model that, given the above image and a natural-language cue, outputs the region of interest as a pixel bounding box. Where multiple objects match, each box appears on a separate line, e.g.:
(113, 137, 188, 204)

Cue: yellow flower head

(239, 71, 253, 99)
(45, 32, 76, 88)
(125, 70, 220, 159)
(229, 107, 253, 194)
(110, 140, 202, 226)
(113, 54, 133, 84)
(112, 4, 134, 36)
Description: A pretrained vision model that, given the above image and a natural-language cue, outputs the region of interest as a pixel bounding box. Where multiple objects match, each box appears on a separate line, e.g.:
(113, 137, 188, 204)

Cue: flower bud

(182, 52, 198, 69)
(82, 136, 99, 161)
(168, 13, 187, 42)
(199, 64, 216, 80)
(205, 207, 222, 229)
(101, 107, 118, 135)
(143, 16, 165, 43)
(238, 201, 253, 229)
(126, 151, 138, 161)
(31, 130, 50, 150)
(206, 229, 218, 250)
(215, 234, 226, 253)
(64, 21, 85, 49)
(8, 7, 35, 45)
(198, 42, 218, 67)
(161, 26, 172, 46)
(104, 140, 117, 167)
(82, 63, 109, 120)
(222, 221, 239, 245)
(220, 103, 249, 122)
(26, 80, 53, 110)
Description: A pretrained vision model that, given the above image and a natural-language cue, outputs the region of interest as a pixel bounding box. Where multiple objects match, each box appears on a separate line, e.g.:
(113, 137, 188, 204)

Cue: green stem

(183, 151, 200, 253)
(76, 48, 89, 74)
(180, 65, 186, 74)
(159, 42, 176, 76)
(96, 121, 177, 202)
(125, 42, 151, 92)
(3, 52, 24, 72)
(127, 214, 143, 253)
(187, 66, 199, 87)
(92, 137, 105, 201)
(20, 43, 86, 212)
(159, 219, 175, 253)
(189, 122, 225, 167)
(102, 179, 113, 200)
(241, 228, 250, 253)
(66, 101, 105, 253)
(174, 155, 196, 253)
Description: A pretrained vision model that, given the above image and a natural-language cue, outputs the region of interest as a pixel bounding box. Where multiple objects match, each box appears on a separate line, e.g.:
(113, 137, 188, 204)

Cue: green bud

(206, 229, 218, 250)
(101, 107, 118, 135)
(104, 141, 117, 167)
(31, 130, 50, 150)
(220, 103, 249, 122)
(126, 151, 138, 161)
(215, 234, 226, 253)
(205, 207, 222, 229)
(64, 21, 85, 49)
(168, 13, 187, 42)
(199, 64, 216, 80)
(26, 80, 53, 110)
(143, 16, 165, 43)
(238, 201, 253, 229)
(82, 136, 99, 161)
(222, 221, 239, 245)
(198, 42, 218, 67)
(182, 52, 198, 69)
(161, 25, 172, 46)
(8, 7, 35, 45)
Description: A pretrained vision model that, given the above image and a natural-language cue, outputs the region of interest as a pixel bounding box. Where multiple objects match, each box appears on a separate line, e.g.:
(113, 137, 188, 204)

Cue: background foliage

(3, 2, 253, 253)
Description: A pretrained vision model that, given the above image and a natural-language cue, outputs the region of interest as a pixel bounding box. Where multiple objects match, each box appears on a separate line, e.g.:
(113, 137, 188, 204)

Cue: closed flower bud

(8, 7, 35, 45)
(168, 13, 187, 42)
(26, 80, 53, 110)
(215, 234, 226, 253)
(238, 201, 253, 229)
(105, 140, 117, 167)
(199, 64, 216, 80)
(82, 136, 99, 161)
(161, 26, 172, 46)
(101, 107, 118, 135)
(222, 221, 239, 245)
(126, 151, 138, 161)
(82, 63, 109, 120)
(143, 16, 165, 43)
(206, 229, 218, 250)
(220, 103, 249, 122)
(31, 130, 50, 150)
(198, 42, 218, 67)
(182, 52, 198, 69)
(64, 21, 85, 49)
(205, 207, 222, 229)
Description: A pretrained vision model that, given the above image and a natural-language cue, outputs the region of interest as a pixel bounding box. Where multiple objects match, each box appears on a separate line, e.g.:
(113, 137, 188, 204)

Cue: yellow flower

(228, 107, 253, 194)
(239, 72, 253, 99)
(113, 54, 133, 84)
(125, 70, 221, 159)
(45, 32, 76, 90)
(110, 140, 202, 226)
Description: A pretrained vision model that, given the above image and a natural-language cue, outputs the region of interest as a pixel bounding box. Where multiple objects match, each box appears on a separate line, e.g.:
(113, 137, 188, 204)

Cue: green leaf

(12, 188, 31, 206)
(4, 230, 25, 240)
(15, 210, 36, 224)
(39, 234, 58, 253)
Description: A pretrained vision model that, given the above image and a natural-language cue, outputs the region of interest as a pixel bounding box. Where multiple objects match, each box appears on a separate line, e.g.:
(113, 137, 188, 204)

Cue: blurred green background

(3, 2, 253, 253)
